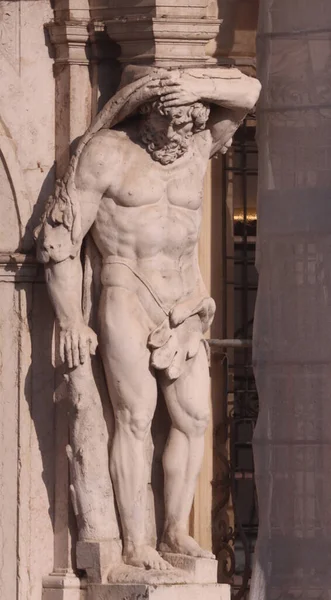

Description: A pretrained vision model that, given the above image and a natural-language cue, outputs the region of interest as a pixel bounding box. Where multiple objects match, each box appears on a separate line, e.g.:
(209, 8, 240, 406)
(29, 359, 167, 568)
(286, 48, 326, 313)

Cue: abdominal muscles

(93, 199, 201, 264)
(92, 200, 202, 302)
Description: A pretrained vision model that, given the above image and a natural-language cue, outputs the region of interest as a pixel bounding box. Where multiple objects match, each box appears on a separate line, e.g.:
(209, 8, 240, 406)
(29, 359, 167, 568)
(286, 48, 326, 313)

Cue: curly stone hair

(139, 100, 210, 132)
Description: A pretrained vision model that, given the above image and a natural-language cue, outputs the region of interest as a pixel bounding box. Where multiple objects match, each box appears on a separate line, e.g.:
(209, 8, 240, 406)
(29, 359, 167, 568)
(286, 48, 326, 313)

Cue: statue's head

(139, 100, 210, 165)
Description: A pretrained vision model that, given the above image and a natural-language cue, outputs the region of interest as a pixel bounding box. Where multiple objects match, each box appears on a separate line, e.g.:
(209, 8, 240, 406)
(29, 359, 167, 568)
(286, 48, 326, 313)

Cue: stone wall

(0, 2, 55, 599)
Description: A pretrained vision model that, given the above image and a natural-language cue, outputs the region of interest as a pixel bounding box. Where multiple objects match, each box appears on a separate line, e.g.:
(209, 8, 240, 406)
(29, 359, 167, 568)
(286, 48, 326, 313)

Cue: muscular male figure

(37, 67, 261, 571)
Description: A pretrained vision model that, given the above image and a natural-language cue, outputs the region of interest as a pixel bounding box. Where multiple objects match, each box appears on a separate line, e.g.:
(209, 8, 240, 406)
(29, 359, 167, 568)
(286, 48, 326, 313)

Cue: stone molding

(46, 21, 91, 66)
(0, 253, 43, 283)
(42, 570, 86, 600)
(92, 0, 212, 20)
(105, 17, 221, 65)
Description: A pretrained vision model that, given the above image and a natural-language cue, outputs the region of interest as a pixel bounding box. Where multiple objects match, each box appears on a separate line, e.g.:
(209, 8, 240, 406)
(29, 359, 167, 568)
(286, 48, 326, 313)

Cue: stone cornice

(46, 20, 91, 66)
(0, 254, 44, 283)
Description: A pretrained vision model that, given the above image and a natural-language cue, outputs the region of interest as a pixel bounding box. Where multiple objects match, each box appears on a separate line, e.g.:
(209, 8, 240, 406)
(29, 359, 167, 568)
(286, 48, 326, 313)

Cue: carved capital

(105, 17, 221, 66)
(46, 21, 91, 66)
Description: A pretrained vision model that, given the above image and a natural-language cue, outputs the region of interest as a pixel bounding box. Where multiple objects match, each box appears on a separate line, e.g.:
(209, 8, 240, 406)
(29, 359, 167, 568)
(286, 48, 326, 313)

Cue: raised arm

(199, 70, 261, 156)
(151, 68, 261, 156)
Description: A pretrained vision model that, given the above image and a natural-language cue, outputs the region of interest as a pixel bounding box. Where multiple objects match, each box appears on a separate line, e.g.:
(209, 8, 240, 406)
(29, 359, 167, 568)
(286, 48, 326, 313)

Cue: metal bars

(215, 117, 259, 599)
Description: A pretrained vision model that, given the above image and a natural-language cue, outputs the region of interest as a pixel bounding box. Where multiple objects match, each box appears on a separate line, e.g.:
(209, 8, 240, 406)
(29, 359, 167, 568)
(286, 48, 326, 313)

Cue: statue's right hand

(59, 323, 98, 369)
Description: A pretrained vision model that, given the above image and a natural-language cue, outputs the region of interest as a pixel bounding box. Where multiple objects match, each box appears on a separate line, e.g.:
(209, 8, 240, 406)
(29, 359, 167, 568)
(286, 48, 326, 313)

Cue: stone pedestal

(87, 583, 230, 600)
(42, 571, 86, 600)
(76, 540, 122, 583)
(161, 553, 218, 583)
(78, 546, 229, 600)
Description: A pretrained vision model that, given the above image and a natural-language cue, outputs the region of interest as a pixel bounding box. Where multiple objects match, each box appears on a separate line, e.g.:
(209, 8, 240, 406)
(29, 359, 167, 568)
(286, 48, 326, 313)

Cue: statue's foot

(160, 529, 215, 559)
(124, 544, 173, 571)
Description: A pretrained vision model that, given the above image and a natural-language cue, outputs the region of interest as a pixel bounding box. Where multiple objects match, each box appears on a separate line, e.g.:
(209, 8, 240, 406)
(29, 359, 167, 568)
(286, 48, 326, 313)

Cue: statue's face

(148, 106, 194, 143)
(140, 103, 195, 165)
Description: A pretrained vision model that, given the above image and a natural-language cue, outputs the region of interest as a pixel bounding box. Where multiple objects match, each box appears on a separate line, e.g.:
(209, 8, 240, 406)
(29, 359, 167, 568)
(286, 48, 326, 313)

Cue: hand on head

(148, 73, 201, 108)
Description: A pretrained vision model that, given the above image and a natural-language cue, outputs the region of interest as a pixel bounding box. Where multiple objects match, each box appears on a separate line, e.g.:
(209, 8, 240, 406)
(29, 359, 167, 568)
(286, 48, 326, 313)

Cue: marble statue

(35, 65, 261, 580)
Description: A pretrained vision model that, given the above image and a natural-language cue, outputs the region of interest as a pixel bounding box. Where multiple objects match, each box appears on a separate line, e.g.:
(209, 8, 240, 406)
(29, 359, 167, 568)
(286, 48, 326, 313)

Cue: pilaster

(46, 19, 92, 178)
(43, 6, 94, 598)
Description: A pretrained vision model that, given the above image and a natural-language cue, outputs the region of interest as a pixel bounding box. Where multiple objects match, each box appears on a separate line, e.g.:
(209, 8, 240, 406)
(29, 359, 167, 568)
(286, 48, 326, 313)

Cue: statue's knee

(130, 412, 152, 440)
(181, 410, 209, 437)
(117, 408, 152, 441)
(193, 412, 209, 436)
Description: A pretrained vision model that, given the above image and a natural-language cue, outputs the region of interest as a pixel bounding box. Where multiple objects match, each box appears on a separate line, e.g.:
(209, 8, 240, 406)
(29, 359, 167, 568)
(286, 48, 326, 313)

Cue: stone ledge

(87, 583, 230, 600)
(0, 253, 44, 282)
(161, 552, 218, 583)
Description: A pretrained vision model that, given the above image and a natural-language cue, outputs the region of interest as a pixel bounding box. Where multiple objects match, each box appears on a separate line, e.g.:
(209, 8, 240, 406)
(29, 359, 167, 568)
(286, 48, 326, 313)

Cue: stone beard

(139, 100, 210, 164)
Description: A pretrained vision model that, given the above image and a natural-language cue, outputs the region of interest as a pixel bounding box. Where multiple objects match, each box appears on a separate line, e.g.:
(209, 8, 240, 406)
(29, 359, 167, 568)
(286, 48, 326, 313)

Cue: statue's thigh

(98, 287, 157, 413)
(160, 343, 210, 435)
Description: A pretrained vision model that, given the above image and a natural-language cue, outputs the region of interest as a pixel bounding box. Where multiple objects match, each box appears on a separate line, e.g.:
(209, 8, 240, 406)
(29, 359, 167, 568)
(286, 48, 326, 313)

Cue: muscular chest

(104, 147, 207, 210)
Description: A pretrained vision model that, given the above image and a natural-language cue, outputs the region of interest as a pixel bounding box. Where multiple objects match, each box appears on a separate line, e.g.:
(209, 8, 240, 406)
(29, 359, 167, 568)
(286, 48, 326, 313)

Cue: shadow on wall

(17, 21, 123, 533)
(0, 94, 60, 541)
(21, 275, 57, 529)
(208, 0, 259, 62)
(20, 162, 58, 529)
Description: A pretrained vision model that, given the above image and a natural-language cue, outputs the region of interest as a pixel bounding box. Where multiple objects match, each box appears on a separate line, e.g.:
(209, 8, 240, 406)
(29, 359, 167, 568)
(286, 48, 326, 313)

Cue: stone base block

(43, 590, 86, 600)
(161, 552, 218, 583)
(77, 540, 122, 583)
(87, 583, 230, 600)
(42, 572, 86, 600)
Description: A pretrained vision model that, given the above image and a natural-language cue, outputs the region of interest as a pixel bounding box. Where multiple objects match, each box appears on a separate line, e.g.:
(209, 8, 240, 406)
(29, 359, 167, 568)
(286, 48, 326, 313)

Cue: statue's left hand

(148, 75, 201, 108)
(59, 323, 98, 369)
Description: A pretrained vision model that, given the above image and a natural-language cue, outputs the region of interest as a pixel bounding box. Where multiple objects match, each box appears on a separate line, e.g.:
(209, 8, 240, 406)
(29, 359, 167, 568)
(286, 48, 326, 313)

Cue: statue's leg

(159, 342, 215, 558)
(98, 286, 172, 571)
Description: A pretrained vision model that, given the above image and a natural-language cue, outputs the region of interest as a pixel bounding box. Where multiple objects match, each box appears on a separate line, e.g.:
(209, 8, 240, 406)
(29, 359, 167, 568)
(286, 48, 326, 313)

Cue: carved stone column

(47, 20, 92, 178)
(43, 7, 92, 600)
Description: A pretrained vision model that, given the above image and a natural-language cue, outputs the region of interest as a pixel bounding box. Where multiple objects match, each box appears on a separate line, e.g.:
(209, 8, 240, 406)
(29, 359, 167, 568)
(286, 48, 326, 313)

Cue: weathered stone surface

(105, 17, 221, 66)
(77, 541, 122, 583)
(42, 571, 86, 600)
(161, 553, 218, 583)
(87, 583, 230, 600)
(0, 0, 55, 251)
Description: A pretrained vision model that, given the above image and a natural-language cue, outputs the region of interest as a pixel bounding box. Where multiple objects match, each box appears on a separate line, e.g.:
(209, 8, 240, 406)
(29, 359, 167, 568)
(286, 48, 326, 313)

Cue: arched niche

(0, 116, 32, 253)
